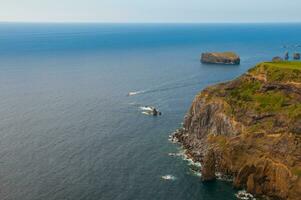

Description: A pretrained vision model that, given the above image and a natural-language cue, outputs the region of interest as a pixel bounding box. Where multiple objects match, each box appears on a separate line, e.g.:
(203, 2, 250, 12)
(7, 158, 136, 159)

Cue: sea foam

(235, 190, 256, 200)
(161, 175, 176, 181)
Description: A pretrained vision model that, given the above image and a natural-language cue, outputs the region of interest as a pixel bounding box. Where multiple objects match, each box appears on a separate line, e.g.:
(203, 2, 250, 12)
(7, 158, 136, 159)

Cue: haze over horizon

(1, 0, 301, 23)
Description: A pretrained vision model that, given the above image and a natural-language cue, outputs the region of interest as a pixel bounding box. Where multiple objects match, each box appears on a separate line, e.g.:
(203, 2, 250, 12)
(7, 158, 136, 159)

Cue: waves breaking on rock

(161, 175, 176, 181)
(235, 190, 256, 200)
(169, 132, 258, 199)
(168, 133, 203, 178)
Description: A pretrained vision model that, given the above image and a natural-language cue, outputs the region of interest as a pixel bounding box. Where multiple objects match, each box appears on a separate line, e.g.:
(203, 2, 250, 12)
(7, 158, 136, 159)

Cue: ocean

(0, 23, 300, 200)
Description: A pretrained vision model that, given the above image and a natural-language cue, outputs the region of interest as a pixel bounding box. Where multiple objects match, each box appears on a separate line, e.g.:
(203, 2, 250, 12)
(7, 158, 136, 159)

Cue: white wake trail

(127, 90, 145, 96)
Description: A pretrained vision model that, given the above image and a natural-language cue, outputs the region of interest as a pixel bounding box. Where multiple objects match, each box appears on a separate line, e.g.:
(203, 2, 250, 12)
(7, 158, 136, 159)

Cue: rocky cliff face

(201, 52, 240, 65)
(174, 62, 301, 200)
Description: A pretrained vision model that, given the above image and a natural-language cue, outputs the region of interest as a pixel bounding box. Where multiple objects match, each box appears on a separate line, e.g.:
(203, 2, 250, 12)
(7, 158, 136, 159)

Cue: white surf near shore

(139, 106, 153, 111)
(141, 111, 151, 115)
(168, 152, 183, 157)
(161, 175, 176, 181)
(140, 106, 155, 115)
(235, 190, 256, 200)
(167, 141, 203, 178)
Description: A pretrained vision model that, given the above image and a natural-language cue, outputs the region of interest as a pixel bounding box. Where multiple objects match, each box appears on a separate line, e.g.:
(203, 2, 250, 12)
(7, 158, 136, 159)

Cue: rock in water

(201, 149, 216, 181)
(293, 52, 300, 60)
(201, 52, 240, 65)
(272, 56, 283, 62)
(285, 51, 289, 60)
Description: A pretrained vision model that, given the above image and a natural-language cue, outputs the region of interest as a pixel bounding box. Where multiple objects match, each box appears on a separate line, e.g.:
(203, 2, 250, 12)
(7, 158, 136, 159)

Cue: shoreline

(169, 131, 259, 200)
(168, 61, 301, 200)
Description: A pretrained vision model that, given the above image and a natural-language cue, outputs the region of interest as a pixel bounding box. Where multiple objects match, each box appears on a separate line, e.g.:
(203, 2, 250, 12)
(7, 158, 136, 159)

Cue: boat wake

(127, 91, 145, 96)
(127, 75, 216, 97)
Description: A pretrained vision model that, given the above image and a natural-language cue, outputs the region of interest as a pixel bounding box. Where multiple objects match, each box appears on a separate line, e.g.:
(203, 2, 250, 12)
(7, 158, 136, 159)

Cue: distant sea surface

(0, 23, 300, 200)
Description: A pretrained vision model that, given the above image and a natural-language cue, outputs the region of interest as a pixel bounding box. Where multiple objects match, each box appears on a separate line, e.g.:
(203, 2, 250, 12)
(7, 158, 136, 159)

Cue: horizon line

(1, 21, 301, 24)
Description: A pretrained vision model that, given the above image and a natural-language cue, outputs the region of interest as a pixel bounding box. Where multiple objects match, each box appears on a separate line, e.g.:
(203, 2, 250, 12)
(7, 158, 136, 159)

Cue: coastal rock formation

(285, 51, 289, 60)
(201, 52, 240, 65)
(294, 53, 300, 60)
(174, 61, 301, 200)
(201, 149, 216, 181)
(272, 56, 283, 62)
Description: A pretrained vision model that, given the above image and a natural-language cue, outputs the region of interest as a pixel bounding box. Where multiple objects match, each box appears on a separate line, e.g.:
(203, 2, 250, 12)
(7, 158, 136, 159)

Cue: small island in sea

(173, 61, 301, 200)
(201, 52, 240, 65)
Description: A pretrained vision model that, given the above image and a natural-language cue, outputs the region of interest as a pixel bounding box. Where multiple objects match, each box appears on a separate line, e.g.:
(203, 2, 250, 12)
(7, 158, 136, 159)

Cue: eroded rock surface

(293, 53, 300, 60)
(174, 62, 301, 200)
(272, 56, 283, 62)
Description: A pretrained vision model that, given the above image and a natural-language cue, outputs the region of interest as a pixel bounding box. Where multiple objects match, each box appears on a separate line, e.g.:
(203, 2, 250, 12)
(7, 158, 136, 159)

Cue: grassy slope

(211, 52, 239, 58)
(214, 61, 301, 134)
(249, 61, 301, 82)
(191, 61, 301, 194)
(212, 62, 301, 178)
(226, 62, 301, 179)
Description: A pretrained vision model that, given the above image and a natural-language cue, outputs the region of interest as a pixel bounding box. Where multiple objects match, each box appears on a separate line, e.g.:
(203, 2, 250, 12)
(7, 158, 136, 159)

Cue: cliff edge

(174, 61, 301, 200)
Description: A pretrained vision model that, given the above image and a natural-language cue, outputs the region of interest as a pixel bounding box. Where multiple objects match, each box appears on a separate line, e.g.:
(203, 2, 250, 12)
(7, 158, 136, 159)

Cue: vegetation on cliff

(201, 52, 240, 65)
(174, 61, 301, 200)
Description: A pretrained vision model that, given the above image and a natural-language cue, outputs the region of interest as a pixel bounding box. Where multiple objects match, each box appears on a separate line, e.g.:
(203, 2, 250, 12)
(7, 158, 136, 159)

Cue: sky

(0, 0, 300, 23)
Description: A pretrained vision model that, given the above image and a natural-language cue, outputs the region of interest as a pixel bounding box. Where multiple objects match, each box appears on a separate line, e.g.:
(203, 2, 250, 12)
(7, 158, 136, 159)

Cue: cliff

(174, 61, 301, 200)
(201, 52, 240, 65)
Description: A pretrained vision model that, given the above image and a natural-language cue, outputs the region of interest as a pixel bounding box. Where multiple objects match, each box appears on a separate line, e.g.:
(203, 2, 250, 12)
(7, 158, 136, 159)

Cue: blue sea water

(0, 23, 300, 200)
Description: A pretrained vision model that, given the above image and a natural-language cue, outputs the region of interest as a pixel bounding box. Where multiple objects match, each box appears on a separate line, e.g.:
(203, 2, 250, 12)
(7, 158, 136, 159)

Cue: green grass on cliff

(199, 61, 301, 134)
(292, 167, 301, 177)
(227, 62, 301, 112)
(248, 61, 301, 82)
(226, 79, 290, 113)
(252, 61, 301, 71)
(265, 61, 301, 70)
(254, 91, 288, 112)
(212, 52, 238, 58)
(221, 62, 301, 133)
